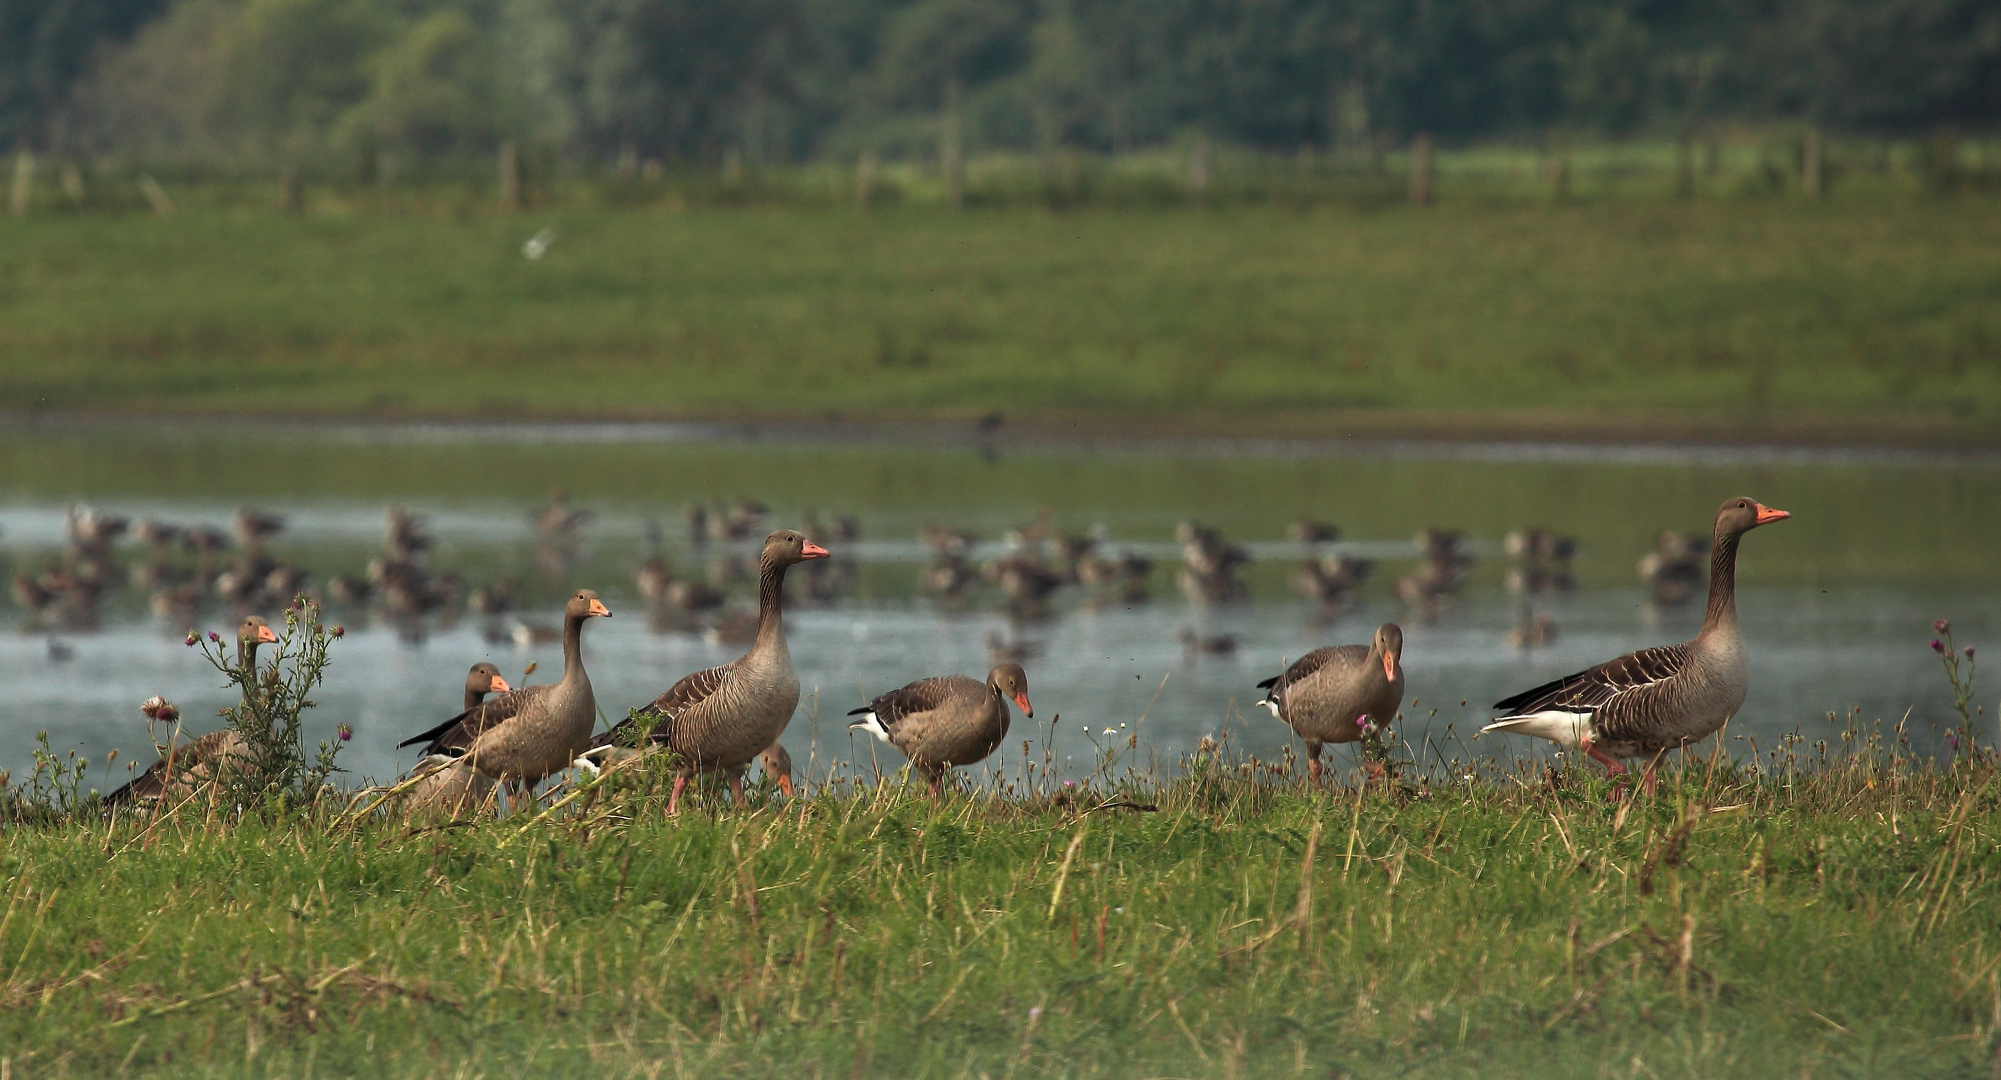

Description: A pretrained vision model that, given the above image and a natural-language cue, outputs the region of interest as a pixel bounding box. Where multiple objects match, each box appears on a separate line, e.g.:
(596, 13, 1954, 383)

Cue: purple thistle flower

(1932, 639, 1946, 653)
(1967, 646, 1977, 659)
(336, 724, 353, 742)
(1355, 714, 1370, 727)
(208, 631, 220, 642)
(184, 633, 197, 647)
(1936, 618, 1952, 634)
(332, 625, 345, 638)
(1948, 734, 1961, 748)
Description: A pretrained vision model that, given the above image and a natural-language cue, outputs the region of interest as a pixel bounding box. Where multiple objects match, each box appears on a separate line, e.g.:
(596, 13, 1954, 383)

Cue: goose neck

(561, 611, 587, 684)
(1702, 531, 1742, 635)
(754, 559, 791, 651)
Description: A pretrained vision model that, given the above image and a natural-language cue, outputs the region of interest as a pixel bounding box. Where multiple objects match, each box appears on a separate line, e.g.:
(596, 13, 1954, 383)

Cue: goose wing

(850, 676, 965, 733)
(1491, 644, 1691, 718)
(399, 688, 536, 756)
(593, 663, 732, 749)
(1259, 645, 1368, 698)
(103, 731, 241, 806)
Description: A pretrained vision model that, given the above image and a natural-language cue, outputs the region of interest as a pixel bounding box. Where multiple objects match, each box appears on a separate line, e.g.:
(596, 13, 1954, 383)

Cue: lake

(1, 418, 1993, 796)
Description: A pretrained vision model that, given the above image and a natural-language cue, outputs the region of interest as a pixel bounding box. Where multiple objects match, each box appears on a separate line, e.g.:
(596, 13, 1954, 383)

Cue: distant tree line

(4, 0, 1996, 167)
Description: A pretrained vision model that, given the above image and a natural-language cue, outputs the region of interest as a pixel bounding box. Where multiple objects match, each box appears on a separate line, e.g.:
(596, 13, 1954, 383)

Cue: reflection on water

(0, 424, 1992, 791)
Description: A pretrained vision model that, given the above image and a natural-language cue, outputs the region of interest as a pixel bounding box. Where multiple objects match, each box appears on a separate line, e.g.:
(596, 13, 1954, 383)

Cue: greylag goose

(403, 662, 512, 815)
(1256, 623, 1405, 787)
(1483, 497, 1789, 792)
(758, 741, 795, 797)
(848, 663, 1031, 797)
(398, 590, 609, 801)
(583, 530, 827, 814)
(104, 616, 275, 807)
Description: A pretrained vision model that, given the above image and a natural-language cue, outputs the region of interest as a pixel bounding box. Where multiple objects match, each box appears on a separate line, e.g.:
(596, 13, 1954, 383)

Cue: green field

(4, 752, 2000, 1078)
(3, 196, 1998, 440)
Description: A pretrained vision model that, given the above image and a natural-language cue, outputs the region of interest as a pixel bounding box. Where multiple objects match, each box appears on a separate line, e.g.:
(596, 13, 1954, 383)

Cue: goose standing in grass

(104, 615, 277, 807)
(403, 662, 511, 816)
(581, 531, 827, 814)
(398, 590, 609, 807)
(1256, 624, 1405, 787)
(848, 663, 1031, 797)
(1483, 497, 1790, 794)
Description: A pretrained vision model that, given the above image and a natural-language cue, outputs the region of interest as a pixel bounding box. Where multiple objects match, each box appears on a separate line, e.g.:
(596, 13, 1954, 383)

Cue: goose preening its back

(581, 530, 827, 814)
(1256, 623, 1405, 787)
(848, 664, 1030, 797)
(1482, 497, 1790, 793)
(398, 591, 608, 802)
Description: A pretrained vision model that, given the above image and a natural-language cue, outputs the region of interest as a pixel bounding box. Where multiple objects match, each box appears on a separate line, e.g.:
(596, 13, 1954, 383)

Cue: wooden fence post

(499, 141, 521, 212)
(1409, 134, 1433, 206)
(9, 150, 32, 217)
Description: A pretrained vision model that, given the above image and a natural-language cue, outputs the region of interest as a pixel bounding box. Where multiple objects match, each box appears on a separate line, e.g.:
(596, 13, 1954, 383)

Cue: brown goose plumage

(403, 662, 512, 816)
(104, 616, 276, 807)
(1256, 623, 1405, 787)
(847, 663, 1030, 796)
(585, 530, 827, 814)
(1482, 496, 1790, 792)
(399, 591, 608, 794)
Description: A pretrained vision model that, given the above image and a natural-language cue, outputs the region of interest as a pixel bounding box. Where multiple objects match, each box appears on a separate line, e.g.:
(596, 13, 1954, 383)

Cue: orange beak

(1014, 692, 1034, 718)
(588, 599, 612, 617)
(1753, 503, 1791, 525)
(256, 625, 278, 644)
(801, 541, 831, 560)
(490, 675, 512, 694)
(777, 774, 795, 798)
(1382, 653, 1396, 681)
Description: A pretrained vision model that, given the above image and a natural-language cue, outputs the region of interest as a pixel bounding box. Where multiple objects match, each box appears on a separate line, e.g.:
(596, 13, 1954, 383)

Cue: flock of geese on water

(94, 496, 1789, 811)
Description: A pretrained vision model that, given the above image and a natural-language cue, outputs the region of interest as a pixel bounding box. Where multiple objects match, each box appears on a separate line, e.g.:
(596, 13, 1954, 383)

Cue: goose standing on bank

(1482, 497, 1790, 793)
(848, 663, 1031, 797)
(1256, 623, 1405, 787)
(398, 590, 609, 804)
(105, 615, 278, 806)
(403, 662, 511, 815)
(583, 531, 828, 814)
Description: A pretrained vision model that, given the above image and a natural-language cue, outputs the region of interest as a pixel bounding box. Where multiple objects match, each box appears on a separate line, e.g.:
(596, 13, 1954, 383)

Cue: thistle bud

(208, 631, 220, 642)
(1967, 646, 1977, 659)
(1932, 639, 1946, 653)
(332, 625, 345, 639)
(185, 633, 197, 647)
(1936, 618, 1952, 634)
(336, 724, 353, 742)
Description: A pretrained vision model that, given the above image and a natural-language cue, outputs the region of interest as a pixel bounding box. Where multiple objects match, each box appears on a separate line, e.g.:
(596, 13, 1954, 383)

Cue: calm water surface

(0, 423, 1993, 793)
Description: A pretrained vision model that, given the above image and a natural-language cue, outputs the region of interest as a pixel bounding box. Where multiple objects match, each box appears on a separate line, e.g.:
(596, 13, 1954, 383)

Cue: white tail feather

(1480, 711, 1593, 750)
(847, 712, 893, 743)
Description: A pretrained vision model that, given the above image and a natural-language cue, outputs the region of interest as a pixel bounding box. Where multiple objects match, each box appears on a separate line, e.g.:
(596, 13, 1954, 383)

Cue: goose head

(762, 529, 831, 568)
(988, 662, 1033, 718)
(1372, 623, 1405, 683)
(564, 589, 612, 620)
(1714, 497, 1790, 538)
(467, 661, 511, 697)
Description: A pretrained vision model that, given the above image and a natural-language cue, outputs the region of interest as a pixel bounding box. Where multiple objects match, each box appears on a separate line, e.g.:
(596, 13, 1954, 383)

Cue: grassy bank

(4, 752, 2001, 1078)
(2, 198, 1998, 437)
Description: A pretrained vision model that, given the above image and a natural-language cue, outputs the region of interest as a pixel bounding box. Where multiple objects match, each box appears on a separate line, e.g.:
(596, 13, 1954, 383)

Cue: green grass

(5, 751, 2001, 1078)
(2, 197, 1999, 433)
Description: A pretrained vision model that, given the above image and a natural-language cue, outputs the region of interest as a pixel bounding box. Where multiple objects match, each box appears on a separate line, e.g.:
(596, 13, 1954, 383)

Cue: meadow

(2, 167, 1998, 443)
(3, 744, 2000, 1079)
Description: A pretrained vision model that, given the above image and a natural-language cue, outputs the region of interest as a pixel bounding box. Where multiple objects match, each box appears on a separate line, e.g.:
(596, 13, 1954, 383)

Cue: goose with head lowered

(848, 663, 1031, 797)
(398, 591, 608, 804)
(403, 662, 511, 816)
(1482, 497, 1789, 794)
(1256, 623, 1404, 787)
(579, 530, 828, 814)
(105, 616, 277, 807)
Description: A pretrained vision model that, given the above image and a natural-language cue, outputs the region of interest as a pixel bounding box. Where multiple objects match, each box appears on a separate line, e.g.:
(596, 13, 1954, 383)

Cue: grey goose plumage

(1481, 496, 1790, 792)
(848, 663, 1031, 796)
(1256, 623, 1404, 787)
(398, 591, 609, 798)
(402, 662, 512, 816)
(583, 530, 828, 814)
(104, 615, 276, 807)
